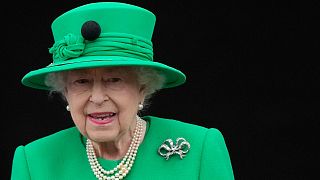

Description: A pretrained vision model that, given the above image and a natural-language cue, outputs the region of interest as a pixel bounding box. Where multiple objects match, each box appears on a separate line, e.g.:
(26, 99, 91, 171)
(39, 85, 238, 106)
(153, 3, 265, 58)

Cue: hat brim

(22, 56, 186, 90)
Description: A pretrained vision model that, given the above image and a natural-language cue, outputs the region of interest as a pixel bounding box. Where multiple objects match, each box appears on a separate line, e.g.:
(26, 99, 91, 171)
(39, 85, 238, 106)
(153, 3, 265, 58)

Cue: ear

(62, 87, 69, 102)
(139, 84, 146, 93)
(139, 85, 146, 103)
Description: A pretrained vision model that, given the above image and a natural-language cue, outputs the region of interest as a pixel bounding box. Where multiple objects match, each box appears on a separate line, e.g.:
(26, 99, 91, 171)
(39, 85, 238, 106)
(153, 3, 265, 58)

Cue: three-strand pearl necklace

(86, 117, 143, 180)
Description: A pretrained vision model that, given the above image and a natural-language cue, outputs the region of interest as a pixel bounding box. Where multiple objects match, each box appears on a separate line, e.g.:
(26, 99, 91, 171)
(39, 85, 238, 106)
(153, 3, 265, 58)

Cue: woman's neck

(93, 135, 130, 160)
(92, 119, 146, 160)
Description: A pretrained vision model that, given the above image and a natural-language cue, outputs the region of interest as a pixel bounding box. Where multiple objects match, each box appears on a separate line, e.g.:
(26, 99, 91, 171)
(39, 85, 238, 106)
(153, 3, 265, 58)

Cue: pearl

(87, 116, 144, 179)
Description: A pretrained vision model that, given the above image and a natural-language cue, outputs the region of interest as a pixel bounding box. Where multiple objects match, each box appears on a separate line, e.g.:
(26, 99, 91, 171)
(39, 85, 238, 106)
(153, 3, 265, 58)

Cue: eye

(74, 79, 90, 84)
(106, 78, 122, 83)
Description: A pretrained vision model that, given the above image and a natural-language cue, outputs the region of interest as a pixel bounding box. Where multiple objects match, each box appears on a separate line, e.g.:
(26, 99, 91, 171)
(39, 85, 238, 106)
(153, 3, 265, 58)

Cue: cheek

(116, 88, 141, 109)
(65, 89, 88, 110)
(116, 89, 142, 124)
(69, 105, 87, 135)
(65, 92, 88, 133)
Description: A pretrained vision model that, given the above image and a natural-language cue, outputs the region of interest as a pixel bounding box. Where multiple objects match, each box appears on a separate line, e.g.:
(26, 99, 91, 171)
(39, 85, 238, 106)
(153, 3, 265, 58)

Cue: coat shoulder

(144, 116, 214, 141)
(145, 116, 208, 131)
(24, 127, 80, 152)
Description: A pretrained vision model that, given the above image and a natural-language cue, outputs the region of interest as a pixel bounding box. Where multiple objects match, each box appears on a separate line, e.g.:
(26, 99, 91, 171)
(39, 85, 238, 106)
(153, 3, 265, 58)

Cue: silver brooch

(158, 137, 191, 160)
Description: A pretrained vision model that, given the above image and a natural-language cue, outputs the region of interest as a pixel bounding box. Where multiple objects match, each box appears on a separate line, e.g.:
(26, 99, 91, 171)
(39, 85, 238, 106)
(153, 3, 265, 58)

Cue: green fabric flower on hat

(49, 33, 85, 62)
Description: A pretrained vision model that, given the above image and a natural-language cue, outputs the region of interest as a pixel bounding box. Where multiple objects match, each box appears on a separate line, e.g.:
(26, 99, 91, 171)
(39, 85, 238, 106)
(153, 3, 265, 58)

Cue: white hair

(44, 66, 165, 103)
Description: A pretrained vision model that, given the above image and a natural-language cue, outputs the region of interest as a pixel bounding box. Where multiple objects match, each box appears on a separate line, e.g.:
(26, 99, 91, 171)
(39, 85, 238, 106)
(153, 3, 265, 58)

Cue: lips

(87, 112, 116, 125)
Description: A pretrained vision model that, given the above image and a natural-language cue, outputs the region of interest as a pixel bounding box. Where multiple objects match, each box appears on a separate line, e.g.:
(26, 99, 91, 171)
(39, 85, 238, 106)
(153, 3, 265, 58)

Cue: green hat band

(49, 32, 153, 63)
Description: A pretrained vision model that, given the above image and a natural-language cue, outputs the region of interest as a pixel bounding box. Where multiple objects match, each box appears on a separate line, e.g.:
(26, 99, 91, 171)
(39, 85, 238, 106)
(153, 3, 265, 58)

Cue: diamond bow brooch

(158, 137, 191, 160)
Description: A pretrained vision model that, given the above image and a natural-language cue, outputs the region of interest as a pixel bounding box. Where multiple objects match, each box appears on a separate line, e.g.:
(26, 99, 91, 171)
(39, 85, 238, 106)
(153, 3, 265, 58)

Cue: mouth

(87, 112, 116, 125)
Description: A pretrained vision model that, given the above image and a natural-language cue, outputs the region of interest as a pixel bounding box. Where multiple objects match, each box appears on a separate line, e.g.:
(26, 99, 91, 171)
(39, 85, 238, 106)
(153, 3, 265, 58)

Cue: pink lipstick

(87, 112, 116, 125)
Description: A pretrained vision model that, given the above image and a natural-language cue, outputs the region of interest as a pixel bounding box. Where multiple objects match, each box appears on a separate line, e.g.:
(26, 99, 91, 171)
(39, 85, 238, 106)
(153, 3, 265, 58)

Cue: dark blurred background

(2, 0, 319, 179)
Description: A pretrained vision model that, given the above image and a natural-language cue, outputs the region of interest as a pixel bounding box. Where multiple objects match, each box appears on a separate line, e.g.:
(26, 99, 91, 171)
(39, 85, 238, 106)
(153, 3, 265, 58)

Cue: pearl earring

(138, 103, 143, 110)
(66, 105, 70, 111)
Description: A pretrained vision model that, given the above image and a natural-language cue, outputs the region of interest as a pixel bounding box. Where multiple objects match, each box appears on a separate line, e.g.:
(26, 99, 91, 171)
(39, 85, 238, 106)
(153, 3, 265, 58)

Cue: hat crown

(51, 2, 156, 42)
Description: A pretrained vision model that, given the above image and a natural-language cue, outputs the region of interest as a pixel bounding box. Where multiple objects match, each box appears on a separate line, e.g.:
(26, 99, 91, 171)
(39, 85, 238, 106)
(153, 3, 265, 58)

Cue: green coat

(11, 116, 234, 179)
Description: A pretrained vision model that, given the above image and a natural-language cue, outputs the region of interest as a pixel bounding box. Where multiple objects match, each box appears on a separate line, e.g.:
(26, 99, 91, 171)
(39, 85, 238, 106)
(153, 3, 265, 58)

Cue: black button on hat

(81, 20, 101, 41)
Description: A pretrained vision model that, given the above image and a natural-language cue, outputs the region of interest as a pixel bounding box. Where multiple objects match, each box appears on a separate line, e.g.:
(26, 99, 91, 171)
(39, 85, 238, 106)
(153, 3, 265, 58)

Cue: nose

(89, 82, 109, 105)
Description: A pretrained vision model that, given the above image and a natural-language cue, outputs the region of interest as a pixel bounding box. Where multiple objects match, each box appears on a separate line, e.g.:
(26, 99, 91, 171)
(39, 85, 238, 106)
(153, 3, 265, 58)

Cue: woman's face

(64, 67, 145, 143)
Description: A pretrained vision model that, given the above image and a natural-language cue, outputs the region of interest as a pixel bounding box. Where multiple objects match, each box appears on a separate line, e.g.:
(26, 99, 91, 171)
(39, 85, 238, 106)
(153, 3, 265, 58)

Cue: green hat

(22, 2, 186, 90)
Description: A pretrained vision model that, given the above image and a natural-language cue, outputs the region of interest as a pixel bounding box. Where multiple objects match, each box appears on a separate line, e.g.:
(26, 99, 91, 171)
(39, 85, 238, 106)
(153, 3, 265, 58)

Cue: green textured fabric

(11, 116, 234, 179)
(21, 2, 186, 90)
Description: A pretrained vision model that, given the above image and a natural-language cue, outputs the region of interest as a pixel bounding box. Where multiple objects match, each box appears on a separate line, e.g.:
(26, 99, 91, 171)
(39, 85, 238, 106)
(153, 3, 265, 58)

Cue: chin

(88, 130, 118, 143)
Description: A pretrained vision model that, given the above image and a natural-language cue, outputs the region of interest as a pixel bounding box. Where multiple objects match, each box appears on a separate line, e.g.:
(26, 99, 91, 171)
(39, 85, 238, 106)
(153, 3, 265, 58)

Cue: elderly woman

(11, 2, 234, 180)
